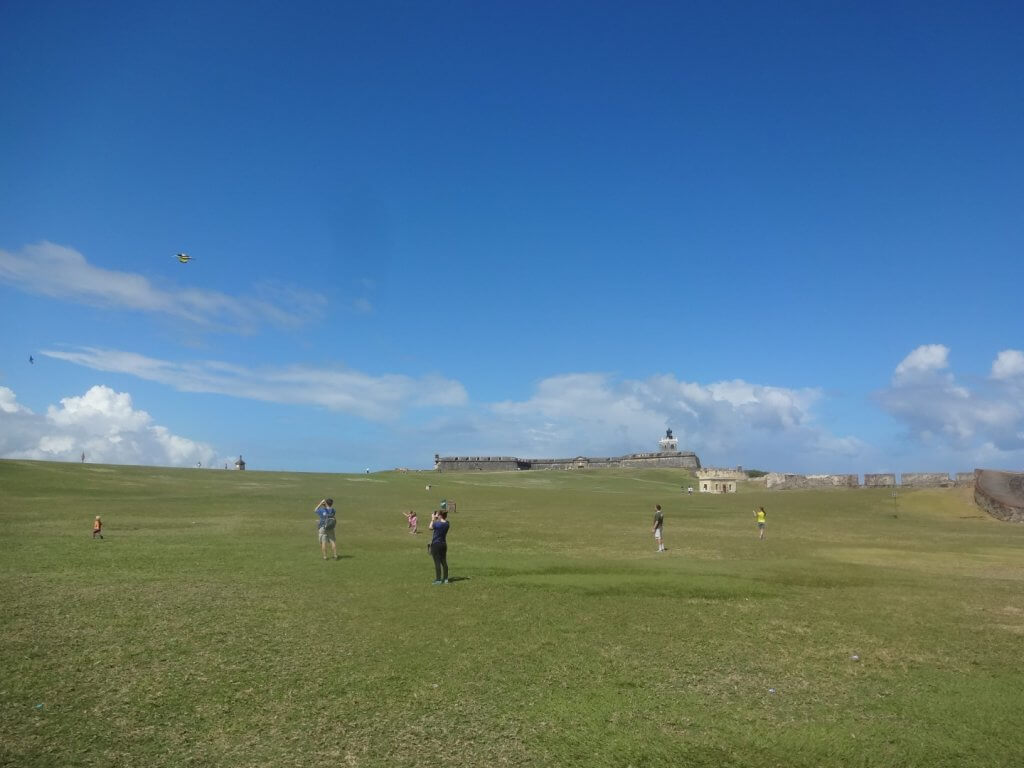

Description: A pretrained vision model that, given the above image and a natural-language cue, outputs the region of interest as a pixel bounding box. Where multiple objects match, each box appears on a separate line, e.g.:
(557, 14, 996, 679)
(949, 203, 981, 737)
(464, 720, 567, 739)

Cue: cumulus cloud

(36, 347, 864, 470)
(893, 343, 950, 380)
(0, 385, 217, 467)
(41, 346, 468, 421)
(0, 242, 325, 332)
(991, 350, 1024, 381)
(481, 372, 864, 469)
(877, 345, 1024, 455)
(0, 386, 32, 414)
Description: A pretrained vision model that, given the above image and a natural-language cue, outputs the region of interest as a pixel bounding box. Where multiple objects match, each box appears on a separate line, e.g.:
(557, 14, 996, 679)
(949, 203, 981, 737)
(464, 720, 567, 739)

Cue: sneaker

(432, 580, 442, 585)
(442, 579, 449, 584)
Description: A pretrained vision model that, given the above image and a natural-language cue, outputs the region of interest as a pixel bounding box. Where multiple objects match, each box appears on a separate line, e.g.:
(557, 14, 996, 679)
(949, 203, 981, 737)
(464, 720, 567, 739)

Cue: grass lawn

(1, 459, 1023, 767)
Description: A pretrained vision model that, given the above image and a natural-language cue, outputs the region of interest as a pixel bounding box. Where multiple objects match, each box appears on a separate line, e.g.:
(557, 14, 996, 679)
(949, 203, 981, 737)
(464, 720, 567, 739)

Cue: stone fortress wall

(764, 473, 859, 489)
(433, 455, 976, 491)
(973, 469, 1024, 523)
(764, 472, 976, 490)
(435, 451, 701, 472)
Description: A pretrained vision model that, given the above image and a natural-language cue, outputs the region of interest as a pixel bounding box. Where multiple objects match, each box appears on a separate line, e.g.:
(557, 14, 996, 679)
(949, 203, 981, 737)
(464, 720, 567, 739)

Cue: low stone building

(699, 475, 737, 494)
(697, 468, 747, 482)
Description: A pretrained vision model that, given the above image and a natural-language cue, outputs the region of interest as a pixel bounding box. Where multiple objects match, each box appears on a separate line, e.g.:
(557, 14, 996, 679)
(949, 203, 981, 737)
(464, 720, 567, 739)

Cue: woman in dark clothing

(429, 509, 450, 584)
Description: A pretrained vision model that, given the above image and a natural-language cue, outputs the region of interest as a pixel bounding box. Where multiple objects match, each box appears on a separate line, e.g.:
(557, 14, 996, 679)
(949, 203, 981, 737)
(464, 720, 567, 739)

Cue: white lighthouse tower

(658, 428, 678, 453)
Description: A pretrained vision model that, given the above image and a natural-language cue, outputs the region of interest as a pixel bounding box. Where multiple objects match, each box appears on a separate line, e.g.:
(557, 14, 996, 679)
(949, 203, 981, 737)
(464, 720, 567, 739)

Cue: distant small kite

(175, 253, 193, 263)
(29, 356, 34, 364)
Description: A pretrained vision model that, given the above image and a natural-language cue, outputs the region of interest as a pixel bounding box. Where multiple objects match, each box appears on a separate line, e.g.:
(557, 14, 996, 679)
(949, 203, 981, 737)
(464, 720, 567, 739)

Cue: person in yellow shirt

(92, 515, 104, 540)
(753, 507, 766, 541)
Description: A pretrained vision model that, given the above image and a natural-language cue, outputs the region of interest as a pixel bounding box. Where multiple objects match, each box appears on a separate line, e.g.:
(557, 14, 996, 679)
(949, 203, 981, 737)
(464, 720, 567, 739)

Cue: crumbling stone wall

(955, 472, 976, 487)
(864, 474, 896, 487)
(765, 473, 859, 489)
(974, 469, 1024, 522)
(900, 473, 953, 488)
(807, 474, 859, 488)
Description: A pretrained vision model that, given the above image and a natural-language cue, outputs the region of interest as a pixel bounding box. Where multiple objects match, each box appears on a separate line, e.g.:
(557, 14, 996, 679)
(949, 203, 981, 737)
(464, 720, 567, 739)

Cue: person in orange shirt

(92, 515, 104, 539)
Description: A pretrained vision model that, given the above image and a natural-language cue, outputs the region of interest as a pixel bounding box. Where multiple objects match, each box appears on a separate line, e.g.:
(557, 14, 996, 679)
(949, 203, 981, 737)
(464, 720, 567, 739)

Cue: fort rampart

(765, 472, 975, 489)
(765, 473, 858, 489)
(436, 451, 701, 472)
(974, 470, 1024, 523)
(901, 472, 955, 488)
(433, 455, 983, 493)
(864, 474, 896, 487)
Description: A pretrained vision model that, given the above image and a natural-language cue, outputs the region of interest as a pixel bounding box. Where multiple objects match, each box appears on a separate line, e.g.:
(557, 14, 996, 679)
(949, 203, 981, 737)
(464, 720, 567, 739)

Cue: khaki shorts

(319, 530, 336, 543)
(654, 528, 662, 540)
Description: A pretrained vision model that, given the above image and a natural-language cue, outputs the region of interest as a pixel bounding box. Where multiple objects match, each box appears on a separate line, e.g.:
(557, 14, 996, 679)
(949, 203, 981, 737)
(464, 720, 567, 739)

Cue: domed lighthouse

(659, 428, 678, 453)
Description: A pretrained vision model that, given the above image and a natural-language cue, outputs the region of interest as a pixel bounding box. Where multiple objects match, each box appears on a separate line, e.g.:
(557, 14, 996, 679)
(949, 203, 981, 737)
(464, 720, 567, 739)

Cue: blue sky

(1, 0, 1022, 474)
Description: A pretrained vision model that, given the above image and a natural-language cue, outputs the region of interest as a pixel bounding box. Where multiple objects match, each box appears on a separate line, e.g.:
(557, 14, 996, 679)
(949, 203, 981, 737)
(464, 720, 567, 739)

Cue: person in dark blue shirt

(314, 498, 338, 560)
(428, 509, 450, 584)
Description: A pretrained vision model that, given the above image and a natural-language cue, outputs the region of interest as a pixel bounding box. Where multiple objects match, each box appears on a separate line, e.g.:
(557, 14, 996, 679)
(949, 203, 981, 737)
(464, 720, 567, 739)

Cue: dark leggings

(430, 542, 448, 581)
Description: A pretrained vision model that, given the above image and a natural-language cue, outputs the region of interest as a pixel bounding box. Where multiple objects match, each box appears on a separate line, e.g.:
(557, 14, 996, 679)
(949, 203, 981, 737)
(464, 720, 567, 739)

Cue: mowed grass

(2, 460, 1023, 767)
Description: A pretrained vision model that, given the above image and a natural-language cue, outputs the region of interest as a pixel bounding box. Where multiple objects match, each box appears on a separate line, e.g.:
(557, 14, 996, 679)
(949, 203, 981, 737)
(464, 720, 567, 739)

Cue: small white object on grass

(851, 654, 860, 661)
(768, 688, 776, 694)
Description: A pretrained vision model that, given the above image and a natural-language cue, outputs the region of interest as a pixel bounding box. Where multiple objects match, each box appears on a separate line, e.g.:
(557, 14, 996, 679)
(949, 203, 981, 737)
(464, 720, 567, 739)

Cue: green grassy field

(2, 459, 1023, 767)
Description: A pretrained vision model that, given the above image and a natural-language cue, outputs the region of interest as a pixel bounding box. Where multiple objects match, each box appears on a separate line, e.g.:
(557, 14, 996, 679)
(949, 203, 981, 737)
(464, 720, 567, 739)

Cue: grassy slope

(1, 459, 1022, 767)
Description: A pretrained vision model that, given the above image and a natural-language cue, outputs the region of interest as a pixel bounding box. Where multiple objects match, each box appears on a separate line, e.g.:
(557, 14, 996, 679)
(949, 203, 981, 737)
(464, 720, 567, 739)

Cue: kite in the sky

(175, 253, 193, 263)
(29, 356, 34, 364)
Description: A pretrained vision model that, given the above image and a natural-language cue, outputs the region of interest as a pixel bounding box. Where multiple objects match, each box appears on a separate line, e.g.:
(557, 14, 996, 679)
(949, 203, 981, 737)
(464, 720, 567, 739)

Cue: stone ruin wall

(767, 472, 975, 490)
(974, 470, 1024, 523)
(900, 472, 955, 488)
(863, 474, 896, 487)
(764, 473, 859, 490)
(956, 472, 976, 486)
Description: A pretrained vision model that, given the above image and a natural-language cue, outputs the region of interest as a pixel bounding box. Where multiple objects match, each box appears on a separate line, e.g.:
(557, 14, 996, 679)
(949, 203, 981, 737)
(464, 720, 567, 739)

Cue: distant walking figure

(754, 506, 767, 541)
(92, 515, 103, 539)
(652, 504, 665, 552)
(429, 509, 450, 584)
(315, 498, 338, 560)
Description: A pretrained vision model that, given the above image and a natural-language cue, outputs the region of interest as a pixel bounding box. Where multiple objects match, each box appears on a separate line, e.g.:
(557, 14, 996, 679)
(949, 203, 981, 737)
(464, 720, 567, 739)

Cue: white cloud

(877, 345, 1024, 456)
(0, 386, 32, 414)
(991, 349, 1024, 381)
(893, 343, 950, 382)
(33, 349, 865, 471)
(41, 346, 468, 421)
(484, 372, 862, 470)
(0, 242, 325, 333)
(0, 385, 217, 467)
